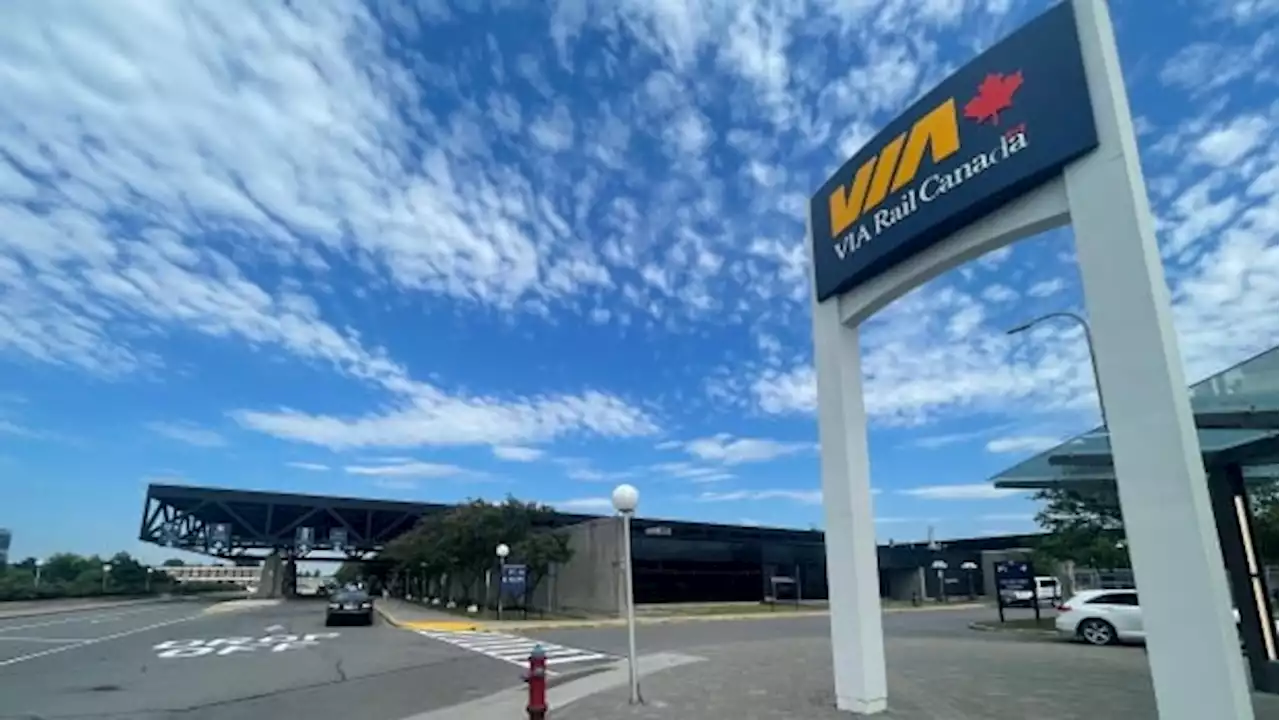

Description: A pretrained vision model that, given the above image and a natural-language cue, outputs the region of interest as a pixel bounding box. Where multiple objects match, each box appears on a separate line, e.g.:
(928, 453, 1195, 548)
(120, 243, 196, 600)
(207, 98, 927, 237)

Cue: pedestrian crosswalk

(415, 629, 613, 671)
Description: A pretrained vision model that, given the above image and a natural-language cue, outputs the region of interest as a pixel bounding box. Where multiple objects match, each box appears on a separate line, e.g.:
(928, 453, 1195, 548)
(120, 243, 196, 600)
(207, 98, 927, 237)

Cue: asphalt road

(521, 605, 1018, 657)
(0, 598, 523, 720)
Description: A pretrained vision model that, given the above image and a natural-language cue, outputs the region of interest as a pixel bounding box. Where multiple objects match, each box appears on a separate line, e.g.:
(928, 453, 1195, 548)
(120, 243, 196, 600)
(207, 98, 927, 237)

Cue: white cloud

(978, 512, 1035, 523)
(492, 445, 545, 462)
(1025, 279, 1066, 298)
(344, 461, 470, 479)
(1192, 115, 1271, 168)
(0, 0, 1273, 516)
(0, 3, 661, 453)
(146, 421, 226, 448)
(899, 483, 1025, 500)
(286, 462, 330, 472)
(649, 461, 733, 483)
(0, 419, 41, 439)
(984, 435, 1062, 454)
(563, 465, 638, 483)
(672, 433, 814, 465)
(552, 497, 614, 512)
(695, 489, 823, 505)
(232, 390, 658, 451)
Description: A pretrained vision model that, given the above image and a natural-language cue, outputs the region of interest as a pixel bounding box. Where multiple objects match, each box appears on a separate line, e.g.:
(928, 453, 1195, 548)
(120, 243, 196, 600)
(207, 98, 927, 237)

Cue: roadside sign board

(995, 561, 1034, 593)
(295, 526, 315, 554)
(808, 1, 1098, 301)
(500, 564, 528, 598)
(329, 528, 348, 553)
(210, 523, 231, 551)
(994, 560, 1039, 622)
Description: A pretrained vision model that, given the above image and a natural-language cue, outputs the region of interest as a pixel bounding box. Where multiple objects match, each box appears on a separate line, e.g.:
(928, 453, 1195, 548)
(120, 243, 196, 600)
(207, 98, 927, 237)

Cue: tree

(334, 562, 363, 585)
(1032, 486, 1129, 569)
(161, 558, 186, 567)
(380, 496, 573, 606)
(0, 551, 188, 601)
(1250, 482, 1278, 565)
(513, 530, 573, 603)
(105, 551, 149, 590)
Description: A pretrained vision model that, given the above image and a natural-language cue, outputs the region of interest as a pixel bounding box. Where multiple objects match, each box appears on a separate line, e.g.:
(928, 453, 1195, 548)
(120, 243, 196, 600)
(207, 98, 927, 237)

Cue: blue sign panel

(500, 563, 528, 597)
(810, 2, 1098, 302)
(995, 560, 1035, 594)
(209, 523, 231, 551)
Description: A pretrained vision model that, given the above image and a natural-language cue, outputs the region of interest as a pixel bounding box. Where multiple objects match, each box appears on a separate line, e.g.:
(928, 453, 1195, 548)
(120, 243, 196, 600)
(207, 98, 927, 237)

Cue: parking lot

(0, 598, 524, 720)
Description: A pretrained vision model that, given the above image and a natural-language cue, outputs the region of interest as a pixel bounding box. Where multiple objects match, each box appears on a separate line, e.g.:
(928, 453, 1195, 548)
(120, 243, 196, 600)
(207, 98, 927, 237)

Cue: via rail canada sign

(809, 2, 1099, 302)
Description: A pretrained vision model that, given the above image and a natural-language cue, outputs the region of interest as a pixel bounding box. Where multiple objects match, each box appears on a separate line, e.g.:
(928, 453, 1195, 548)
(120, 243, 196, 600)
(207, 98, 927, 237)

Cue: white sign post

(808, 0, 1250, 716)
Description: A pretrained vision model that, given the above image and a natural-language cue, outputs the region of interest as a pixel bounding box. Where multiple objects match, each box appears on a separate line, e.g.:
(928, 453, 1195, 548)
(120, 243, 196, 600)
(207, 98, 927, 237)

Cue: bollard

(523, 644, 548, 720)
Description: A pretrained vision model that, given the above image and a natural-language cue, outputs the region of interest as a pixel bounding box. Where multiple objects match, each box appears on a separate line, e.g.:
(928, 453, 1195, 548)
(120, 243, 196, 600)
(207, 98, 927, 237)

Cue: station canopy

(992, 346, 1279, 491)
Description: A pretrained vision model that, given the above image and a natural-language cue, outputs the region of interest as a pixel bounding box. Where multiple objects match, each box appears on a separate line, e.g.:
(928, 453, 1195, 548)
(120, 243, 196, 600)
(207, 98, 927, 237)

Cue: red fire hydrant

(524, 644, 548, 720)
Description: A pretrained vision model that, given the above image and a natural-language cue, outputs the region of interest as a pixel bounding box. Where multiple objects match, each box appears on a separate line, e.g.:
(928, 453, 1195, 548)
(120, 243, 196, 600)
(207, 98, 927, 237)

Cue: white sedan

(1055, 588, 1278, 647)
(1055, 589, 1145, 645)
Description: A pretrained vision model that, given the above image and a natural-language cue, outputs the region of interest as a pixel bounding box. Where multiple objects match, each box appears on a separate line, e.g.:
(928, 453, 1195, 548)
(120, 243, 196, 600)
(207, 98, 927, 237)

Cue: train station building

(138, 480, 1039, 608)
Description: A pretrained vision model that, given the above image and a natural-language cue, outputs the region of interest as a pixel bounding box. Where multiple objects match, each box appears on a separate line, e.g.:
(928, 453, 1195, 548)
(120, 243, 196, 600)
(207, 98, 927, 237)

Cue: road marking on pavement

(0, 636, 89, 643)
(0, 613, 205, 667)
(152, 632, 341, 659)
(415, 629, 613, 672)
(0, 606, 161, 633)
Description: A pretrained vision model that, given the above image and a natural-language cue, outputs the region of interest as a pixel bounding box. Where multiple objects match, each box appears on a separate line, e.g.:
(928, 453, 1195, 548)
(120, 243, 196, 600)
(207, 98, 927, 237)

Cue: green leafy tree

(513, 530, 574, 603)
(1250, 482, 1278, 565)
(161, 558, 186, 567)
(1032, 486, 1129, 569)
(334, 562, 363, 584)
(381, 496, 572, 606)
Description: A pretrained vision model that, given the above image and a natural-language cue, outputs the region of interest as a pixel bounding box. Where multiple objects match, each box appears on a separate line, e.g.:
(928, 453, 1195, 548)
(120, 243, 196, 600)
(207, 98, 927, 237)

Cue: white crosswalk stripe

(415, 629, 613, 671)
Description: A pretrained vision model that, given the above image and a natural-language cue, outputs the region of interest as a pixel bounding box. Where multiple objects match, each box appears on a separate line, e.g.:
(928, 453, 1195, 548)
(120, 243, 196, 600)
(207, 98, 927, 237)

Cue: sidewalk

(380, 599, 985, 633)
(550, 634, 1279, 720)
(375, 598, 490, 631)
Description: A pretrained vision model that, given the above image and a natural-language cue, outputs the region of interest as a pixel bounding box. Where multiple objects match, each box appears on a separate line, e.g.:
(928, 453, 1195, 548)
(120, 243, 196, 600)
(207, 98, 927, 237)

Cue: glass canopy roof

(992, 347, 1279, 490)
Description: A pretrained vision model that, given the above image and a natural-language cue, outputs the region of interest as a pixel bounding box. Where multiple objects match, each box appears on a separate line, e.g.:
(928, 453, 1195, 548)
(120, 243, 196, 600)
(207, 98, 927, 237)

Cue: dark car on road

(325, 588, 374, 626)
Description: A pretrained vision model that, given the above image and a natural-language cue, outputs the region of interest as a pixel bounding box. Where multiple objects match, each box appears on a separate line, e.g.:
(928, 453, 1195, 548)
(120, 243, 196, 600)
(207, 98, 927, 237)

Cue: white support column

(1066, 0, 1253, 717)
(811, 293, 888, 715)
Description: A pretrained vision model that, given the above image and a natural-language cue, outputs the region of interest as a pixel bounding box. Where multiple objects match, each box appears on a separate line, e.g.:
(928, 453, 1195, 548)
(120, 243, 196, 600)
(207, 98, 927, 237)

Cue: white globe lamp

(611, 484, 639, 514)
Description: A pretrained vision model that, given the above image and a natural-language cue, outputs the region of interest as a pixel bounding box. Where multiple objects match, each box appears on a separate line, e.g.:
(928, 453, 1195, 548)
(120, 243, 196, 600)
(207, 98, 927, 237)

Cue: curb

(374, 604, 486, 632)
(378, 601, 990, 634)
(968, 620, 1059, 636)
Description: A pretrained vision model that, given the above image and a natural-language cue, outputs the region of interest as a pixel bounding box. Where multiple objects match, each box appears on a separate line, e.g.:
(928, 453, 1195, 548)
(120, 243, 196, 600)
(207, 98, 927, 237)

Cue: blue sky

(0, 0, 1276, 564)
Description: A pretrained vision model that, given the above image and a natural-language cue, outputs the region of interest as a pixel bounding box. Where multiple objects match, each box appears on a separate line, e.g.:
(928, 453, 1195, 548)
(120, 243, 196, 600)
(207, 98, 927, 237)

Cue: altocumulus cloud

(0, 0, 1273, 461)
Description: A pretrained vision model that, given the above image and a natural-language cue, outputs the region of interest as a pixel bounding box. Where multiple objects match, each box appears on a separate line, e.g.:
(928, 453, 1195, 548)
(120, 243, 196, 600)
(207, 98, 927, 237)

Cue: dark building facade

(624, 515, 1040, 604)
(139, 482, 1043, 606)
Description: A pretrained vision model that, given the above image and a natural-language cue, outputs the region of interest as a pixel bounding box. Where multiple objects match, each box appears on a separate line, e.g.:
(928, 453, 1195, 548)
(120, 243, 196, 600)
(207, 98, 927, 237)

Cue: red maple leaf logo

(963, 70, 1024, 126)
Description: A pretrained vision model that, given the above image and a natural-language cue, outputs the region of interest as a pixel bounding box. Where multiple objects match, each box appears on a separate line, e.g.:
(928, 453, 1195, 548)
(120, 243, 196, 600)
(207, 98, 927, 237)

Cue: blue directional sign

(329, 528, 348, 553)
(295, 526, 315, 554)
(995, 560, 1035, 594)
(500, 564, 528, 598)
(210, 523, 231, 551)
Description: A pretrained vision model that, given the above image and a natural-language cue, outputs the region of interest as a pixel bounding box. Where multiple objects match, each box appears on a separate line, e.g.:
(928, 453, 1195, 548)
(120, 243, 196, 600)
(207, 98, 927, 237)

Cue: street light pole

(495, 543, 510, 621)
(931, 560, 949, 604)
(612, 483, 641, 705)
(1006, 311, 1108, 431)
(960, 561, 978, 599)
